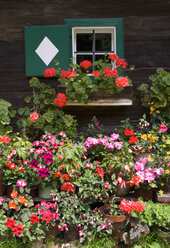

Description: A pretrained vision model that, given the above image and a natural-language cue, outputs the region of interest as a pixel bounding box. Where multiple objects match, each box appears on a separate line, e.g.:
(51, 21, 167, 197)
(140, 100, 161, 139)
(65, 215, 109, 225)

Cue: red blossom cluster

(5, 218, 24, 237)
(53, 172, 70, 181)
(127, 175, 144, 186)
(124, 128, 138, 144)
(54, 93, 68, 108)
(124, 129, 134, 136)
(120, 199, 145, 214)
(115, 77, 129, 88)
(30, 112, 39, 123)
(44, 68, 56, 77)
(42, 213, 53, 223)
(115, 59, 128, 69)
(96, 166, 104, 180)
(61, 69, 77, 79)
(103, 67, 118, 77)
(80, 60, 92, 69)
(61, 182, 74, 193)
(91, 71, 102, 77)
(0, 135, 11, 143)
(108, 54, 119, 60)
(30, 215, 39, 224)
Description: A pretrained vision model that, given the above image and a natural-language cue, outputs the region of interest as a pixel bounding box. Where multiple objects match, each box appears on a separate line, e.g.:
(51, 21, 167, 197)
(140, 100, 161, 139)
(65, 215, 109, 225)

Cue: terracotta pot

(116, 184, 130, 196)
(98, 204, 126, 241)
(47, 223, 59, 237)
(0, 172, 3, 196)
(63, 227, 79, 241)
(134, 188, 153, 201)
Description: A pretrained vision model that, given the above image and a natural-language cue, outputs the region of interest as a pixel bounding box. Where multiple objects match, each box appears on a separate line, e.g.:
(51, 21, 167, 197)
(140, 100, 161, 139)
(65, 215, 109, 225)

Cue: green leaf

(24, 96, 31, 103)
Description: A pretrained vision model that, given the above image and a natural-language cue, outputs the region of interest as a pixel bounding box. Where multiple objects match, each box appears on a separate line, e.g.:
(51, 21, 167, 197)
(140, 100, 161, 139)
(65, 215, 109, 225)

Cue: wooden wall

(0, 0, 170, 133)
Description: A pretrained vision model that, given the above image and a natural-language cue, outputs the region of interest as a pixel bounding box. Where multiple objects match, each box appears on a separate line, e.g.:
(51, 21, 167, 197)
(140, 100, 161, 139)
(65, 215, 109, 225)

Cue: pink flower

(135, 161, 145, 171)
(104, 183, 110, 189)
(16, 180, 27, 188)
(114, 142, 123, 150)
(77, 224, 82, 229)
(101, 222, 108, 229)
(0, 197, 3, 205)
(110, 133, 120, 141)
(159, 124, 168, 133)
(79, 230, 85, 237)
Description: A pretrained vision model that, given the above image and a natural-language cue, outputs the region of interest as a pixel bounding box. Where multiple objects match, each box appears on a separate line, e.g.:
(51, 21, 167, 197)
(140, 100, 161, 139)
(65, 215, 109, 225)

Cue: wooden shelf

(66, 98, 133, 106)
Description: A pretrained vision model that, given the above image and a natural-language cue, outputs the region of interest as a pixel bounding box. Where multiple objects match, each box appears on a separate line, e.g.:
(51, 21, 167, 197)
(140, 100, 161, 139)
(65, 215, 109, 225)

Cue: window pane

(95, 33, 111, 51)
(77, 34, 92, 51)
(95, 55, 105, 61)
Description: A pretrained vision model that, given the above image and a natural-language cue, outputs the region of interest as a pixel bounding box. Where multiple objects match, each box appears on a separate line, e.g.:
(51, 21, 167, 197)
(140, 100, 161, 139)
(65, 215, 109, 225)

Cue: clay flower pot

(98, 204, 126, 241)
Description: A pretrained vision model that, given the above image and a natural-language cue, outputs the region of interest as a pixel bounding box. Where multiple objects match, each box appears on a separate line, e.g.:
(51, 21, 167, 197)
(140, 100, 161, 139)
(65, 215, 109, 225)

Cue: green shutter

(64, 18, 124, 59)
(24, 25, 71, 77)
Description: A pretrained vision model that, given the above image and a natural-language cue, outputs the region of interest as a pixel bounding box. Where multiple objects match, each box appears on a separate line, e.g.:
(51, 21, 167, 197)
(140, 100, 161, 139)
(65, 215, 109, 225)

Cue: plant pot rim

(98, 204, 126, 222)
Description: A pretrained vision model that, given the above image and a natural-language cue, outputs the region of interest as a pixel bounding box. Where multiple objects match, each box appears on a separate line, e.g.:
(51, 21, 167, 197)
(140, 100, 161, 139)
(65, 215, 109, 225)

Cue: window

(72, 27, 116, 70)
(24, 18, 124, 77)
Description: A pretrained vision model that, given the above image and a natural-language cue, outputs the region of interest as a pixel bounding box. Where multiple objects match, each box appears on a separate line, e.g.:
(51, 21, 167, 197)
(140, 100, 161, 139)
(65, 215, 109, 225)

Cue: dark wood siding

(0, 0, 170, 133)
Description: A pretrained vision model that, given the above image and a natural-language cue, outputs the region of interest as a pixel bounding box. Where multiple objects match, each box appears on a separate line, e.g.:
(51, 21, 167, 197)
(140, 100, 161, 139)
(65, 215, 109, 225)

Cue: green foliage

(0, 99, 16, 134)
(0, 238, 31, 248)
(17, 77, 77, 140)
(137, 201, 170, 232)
(78, 234, 117, 248)
(138, 68, 170, 122)
(132, 232, 169, 248)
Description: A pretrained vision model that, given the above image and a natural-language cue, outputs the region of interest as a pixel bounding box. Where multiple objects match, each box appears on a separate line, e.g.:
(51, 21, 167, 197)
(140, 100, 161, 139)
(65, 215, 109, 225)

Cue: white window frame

(72, 27, 116, 65)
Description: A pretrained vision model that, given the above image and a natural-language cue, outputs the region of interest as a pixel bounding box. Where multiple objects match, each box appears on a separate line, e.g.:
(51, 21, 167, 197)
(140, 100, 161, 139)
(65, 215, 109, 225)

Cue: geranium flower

(42, 214, 52, 223)
(0, 197, 3, 205)
(115, 59, 128, 69)
(108, 54, 119, 60)
(11, 191, 18, 199)
(103, 67, 118, 77)
(124, 128, 134, 136)
(12, 224, 24, 237)
(18, 196, 27, 206)
(5, 218, 16, 229)
(44, 68, 56, 77)
(129, 136, 138, 144)
(115, 76, 129, 88)
(30, 112, 39, 123)
(96, 167, 104, 180)
(61, 182, 74, 193)
(0, 135, 11, 144)
(9, 200, 17, 210)
(17, 180, 27, 188)
(54, 93, 68, 108)
(80, 60, 92, 69)
(91, 71, 101, 77)
(30, 215, 39, 224)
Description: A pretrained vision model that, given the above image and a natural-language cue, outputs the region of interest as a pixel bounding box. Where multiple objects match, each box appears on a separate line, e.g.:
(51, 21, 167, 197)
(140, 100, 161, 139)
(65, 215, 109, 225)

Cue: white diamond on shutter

(35, 36, 59, 66)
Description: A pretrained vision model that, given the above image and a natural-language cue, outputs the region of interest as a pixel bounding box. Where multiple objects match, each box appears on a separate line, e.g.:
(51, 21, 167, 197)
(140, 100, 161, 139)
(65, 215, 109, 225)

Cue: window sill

(66, 98, 132, 106)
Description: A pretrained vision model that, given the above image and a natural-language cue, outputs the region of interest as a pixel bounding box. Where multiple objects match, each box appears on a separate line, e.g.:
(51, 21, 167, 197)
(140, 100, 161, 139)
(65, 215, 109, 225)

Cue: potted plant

(44, 54, 132, 104)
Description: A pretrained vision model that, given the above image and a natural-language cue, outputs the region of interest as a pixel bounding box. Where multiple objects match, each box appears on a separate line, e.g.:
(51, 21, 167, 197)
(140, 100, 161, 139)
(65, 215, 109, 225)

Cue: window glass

(95, 33, 111, 51)
(77, 33, 92, 51)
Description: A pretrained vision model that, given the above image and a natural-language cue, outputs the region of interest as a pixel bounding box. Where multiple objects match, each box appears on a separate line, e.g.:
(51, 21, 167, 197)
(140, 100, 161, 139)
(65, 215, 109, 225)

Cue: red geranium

(54, 93, 68, 108)
(108, 54, 119, 60)
(91, 71, 101, 77)
(103, 67, 118, 77)
(96, 167, 104, 180)
(61, 69, 77, 79)
(30, 215, 39, 224)
(115, 77, 129, 88)
(115, 59, 128, 69)
(42, 214, 53, 224)
(61, 182, 74, 193)
(12, 224, 24, 237)
(30, 112, 39, 123)
(80, 60, 92, 69)
(0, 136, 11, 144)
(127, 175, 144, 186)
(5, 218, 16, 229)
(129, 136, 139, 144)
(120, 199, 145, 214)
(124, 128, 134, 136)
(44, 68, 56, 77)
